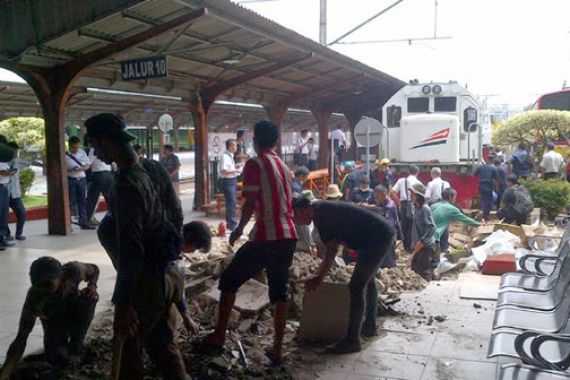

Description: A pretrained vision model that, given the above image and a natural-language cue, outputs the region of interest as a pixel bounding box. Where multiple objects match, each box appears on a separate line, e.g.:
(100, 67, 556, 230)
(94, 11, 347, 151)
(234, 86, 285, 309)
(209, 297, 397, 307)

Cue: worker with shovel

(293, 199, 395, 354)
(85, 113, 187, 379)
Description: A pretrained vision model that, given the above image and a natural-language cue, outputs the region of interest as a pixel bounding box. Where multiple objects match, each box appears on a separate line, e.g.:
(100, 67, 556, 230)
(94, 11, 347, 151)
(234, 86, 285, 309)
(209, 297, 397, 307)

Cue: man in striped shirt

(205, 120, 297, 365)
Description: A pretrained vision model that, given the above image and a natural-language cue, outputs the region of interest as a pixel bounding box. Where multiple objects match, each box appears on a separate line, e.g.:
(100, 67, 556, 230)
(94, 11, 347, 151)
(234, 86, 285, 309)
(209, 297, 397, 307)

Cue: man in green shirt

(432, 188, 480, 253)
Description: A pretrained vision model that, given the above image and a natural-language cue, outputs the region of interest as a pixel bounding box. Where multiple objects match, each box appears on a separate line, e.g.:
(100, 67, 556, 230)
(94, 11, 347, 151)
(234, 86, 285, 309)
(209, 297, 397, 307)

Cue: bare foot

(202, 331, 225, 347)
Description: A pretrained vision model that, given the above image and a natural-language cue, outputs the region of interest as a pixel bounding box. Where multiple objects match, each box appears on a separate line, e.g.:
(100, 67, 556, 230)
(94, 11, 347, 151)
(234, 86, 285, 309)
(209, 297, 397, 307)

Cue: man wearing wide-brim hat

(85, 113, 187, 379)
(325, 184, 343, 200)
(408, 183, 438, 280)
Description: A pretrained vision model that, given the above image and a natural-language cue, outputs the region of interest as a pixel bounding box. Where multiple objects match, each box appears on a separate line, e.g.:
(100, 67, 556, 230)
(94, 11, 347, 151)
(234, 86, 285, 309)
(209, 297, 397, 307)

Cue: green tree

(492, 110, 570, 152)
(0, 117, 45, 156)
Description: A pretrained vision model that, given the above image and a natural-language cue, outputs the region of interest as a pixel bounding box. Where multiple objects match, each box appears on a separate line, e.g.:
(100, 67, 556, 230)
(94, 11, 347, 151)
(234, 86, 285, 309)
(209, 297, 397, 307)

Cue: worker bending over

(293, 199, 395, 354)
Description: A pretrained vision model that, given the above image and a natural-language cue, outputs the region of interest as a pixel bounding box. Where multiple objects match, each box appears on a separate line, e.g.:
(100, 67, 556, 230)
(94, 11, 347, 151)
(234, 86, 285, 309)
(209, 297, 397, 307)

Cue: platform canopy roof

(0, 0, 405, 117)
(0, 80, 349, 130)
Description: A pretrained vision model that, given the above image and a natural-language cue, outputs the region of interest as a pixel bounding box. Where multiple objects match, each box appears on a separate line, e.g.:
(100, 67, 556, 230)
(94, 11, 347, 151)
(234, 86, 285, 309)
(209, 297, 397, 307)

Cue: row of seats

(488, 227, 570, 379)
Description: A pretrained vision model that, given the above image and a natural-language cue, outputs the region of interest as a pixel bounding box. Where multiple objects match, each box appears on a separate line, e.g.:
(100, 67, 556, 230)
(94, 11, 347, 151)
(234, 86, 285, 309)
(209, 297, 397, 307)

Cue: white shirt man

(219, 149, 241, 179)
(297, 132, 310, 155)
(425, 168, 450, 203)
(0, 162, 11, 186)
(540, 144, 565, 178)
(88, 148, 112, 173)
(330, 128, 347, 148)
(393, 169, 422, 201)
(66, 147, 89, 179)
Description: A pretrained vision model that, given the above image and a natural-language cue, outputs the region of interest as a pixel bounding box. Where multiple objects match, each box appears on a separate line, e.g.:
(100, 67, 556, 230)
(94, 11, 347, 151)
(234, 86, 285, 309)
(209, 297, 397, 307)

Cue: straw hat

(325, 184, 343, 199)
(378, 158, 391, 166)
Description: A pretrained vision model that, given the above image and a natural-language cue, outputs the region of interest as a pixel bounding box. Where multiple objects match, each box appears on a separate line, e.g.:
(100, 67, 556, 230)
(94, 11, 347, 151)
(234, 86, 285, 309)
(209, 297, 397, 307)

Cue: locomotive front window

(387, 105, 402, 127)
(407, 97, 429, 113)
(434, 96, 457, 112)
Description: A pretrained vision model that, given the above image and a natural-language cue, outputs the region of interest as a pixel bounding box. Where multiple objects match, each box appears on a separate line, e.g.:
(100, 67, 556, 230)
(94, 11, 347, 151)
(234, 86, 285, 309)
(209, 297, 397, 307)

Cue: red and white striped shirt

(242, 149, 297, 242)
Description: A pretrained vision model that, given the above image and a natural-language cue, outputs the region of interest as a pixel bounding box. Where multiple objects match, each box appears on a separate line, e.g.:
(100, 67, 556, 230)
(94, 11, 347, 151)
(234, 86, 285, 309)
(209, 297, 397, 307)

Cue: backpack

(512, 186, 534, 216)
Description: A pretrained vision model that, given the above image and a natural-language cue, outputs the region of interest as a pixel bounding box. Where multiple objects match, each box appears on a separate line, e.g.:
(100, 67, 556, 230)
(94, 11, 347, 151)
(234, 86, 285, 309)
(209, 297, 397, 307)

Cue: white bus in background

(381, 81, 488, 163)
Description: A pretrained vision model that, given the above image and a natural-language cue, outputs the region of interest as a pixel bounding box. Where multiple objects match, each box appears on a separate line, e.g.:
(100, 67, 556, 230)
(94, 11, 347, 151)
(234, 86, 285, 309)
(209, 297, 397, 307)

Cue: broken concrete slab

(298, 282, 350, 343)
(206, 279, 270, 313)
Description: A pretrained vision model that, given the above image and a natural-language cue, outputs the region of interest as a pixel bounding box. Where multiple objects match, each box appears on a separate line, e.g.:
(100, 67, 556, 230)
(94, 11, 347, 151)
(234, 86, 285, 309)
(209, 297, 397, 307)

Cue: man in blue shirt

(509, 142, 533, 179)
(349, 176, 373, 204)
(474, 155, 498, 221)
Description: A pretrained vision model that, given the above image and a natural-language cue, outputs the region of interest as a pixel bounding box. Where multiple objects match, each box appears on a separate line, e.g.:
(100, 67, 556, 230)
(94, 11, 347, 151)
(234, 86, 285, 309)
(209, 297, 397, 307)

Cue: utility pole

(319, 0, 327, 45)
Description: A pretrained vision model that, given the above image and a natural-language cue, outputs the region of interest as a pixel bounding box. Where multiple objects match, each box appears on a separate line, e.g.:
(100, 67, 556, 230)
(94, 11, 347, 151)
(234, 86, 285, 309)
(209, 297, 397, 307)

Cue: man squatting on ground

(0, 257, 100, 379)
(204, 121, 297, 365)
(293, 199, 395, 354)
(86, 113, 189, 379)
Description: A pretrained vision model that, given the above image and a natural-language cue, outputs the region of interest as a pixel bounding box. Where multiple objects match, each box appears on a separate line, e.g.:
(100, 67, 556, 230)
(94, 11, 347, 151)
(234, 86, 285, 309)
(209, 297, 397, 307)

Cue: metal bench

(499, 240, 570, 293)
(499, 363, 570, 380)
(496, 244, 570, 311)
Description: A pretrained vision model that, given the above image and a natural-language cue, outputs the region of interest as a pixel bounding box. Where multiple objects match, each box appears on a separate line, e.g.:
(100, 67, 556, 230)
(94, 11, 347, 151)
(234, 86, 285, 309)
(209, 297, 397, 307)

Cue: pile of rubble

(12, 226, 430, 379)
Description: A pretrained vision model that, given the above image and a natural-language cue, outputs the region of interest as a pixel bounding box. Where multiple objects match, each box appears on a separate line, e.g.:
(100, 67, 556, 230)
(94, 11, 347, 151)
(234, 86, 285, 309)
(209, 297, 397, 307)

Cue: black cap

(29, 257, 63, 286)
(85, 113, 136, 144)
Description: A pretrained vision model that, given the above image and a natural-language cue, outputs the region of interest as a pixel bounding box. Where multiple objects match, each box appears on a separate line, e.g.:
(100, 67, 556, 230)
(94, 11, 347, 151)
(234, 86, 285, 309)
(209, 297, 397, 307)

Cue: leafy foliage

(0, 117, 45, 156)
(520, 179, 570, 220)
(493, 110, 570, 150)
(19, 168, 35, 197)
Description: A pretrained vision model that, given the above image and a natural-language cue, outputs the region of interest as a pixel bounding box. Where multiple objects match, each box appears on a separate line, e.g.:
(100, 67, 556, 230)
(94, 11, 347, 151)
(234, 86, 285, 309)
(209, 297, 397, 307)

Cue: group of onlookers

(290, 159, 480, 280)
(66, 135, 181, 230)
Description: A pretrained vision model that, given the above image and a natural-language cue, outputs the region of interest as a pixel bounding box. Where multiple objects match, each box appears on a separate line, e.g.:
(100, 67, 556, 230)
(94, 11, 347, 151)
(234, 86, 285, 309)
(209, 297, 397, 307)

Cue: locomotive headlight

(421, 85, 431, 95)
(432, 85, 442, 95)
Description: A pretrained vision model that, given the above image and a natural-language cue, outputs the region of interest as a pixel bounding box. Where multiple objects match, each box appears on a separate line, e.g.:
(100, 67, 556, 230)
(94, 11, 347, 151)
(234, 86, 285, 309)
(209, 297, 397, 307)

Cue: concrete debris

(377, 267, 428, 294)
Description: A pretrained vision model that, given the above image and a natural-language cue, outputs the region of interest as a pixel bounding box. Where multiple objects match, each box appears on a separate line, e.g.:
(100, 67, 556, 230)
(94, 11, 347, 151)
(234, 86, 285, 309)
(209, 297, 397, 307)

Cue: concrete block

(206, 279, 270, 313)
(298, 282, 350, 343)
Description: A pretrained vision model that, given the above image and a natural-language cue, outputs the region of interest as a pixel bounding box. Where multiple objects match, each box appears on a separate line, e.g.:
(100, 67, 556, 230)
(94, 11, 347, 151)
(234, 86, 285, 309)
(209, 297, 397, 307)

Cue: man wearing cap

(408, 183, 438, 280)
(0, 257, 99, 378)
(342, 163, 366, 201)
(371, 158, 393, 191)
(363, 185, 401, 268)
(295, 190, 316, 252)
(349, 176, 373, 204)
(85, 113, 187, 379)
(293, 199, 395, 354)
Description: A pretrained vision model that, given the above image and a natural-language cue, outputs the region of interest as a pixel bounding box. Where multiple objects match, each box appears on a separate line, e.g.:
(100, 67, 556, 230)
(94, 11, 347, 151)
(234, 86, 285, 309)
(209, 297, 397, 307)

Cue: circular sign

(158, 113, 173, 133)
(354, 117, 383, 147)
